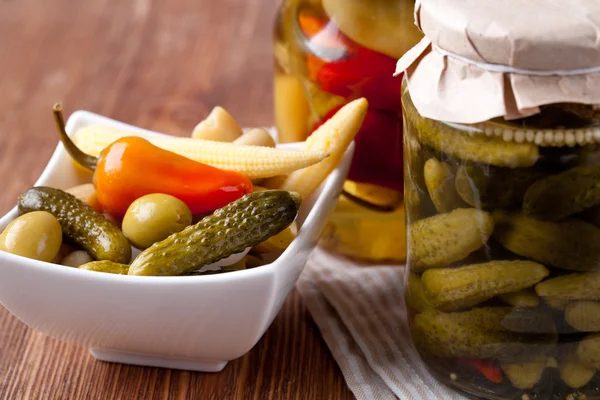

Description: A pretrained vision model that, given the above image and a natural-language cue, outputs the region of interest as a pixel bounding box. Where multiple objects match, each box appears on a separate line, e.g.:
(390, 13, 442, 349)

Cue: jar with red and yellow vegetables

(273, 0, 421, 262)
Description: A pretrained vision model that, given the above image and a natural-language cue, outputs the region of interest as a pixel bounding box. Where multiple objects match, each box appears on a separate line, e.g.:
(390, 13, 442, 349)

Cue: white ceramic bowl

(0, 111, 353, 372)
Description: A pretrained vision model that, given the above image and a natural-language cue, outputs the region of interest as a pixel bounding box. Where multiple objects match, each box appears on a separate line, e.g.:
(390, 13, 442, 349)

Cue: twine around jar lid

(395, 0, 600, 125)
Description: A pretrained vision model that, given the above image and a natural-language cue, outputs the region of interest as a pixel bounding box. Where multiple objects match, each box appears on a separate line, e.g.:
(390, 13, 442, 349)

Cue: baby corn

(73, 125, 328, 180)
(276, 98, 368, 199)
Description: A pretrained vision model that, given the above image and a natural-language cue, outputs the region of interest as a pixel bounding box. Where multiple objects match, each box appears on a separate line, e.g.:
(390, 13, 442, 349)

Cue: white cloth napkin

(296, 248, 469, 400)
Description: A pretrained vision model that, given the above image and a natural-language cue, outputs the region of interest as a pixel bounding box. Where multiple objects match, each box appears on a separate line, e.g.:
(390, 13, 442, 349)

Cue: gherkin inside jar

(402, 80, 600, 399)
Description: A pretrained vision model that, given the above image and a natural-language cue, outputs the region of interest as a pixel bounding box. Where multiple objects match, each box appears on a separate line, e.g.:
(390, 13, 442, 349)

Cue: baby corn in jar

(399, 1, 600, 399)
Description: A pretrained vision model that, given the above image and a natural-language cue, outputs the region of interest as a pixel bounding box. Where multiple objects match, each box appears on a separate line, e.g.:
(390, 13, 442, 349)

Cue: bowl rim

(0, 110, 352, 284)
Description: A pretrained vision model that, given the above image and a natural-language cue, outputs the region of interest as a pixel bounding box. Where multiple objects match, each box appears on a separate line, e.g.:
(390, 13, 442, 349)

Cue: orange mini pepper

(53, 104, 252, 218)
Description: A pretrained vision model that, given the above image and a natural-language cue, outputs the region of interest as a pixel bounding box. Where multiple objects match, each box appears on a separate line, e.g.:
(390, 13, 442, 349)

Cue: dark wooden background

(0, 0, 353, 398)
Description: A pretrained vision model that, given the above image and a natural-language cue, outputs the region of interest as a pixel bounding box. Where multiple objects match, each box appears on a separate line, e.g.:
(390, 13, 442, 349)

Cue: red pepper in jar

(53, 104, 253, 218)
(316, 47, 401, 111)
(298, 11, 357, 82)
(299, 11, 401, 110)
(461, 358, 503, 384)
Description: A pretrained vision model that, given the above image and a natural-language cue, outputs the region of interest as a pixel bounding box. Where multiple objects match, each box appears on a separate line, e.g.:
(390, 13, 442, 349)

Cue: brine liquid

(274, 0, 419, 262)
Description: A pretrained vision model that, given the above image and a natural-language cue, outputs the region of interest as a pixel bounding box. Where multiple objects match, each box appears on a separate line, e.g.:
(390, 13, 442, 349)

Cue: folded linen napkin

(296, 248, 468, 400)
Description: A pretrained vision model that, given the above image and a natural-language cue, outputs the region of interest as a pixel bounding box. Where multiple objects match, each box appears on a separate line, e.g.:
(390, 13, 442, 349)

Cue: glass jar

(273, 0, 421, 262)
(403, 79, 600, 399)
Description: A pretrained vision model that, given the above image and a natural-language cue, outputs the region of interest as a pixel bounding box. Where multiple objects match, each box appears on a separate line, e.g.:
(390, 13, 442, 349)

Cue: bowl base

(89, 348, 228, 372)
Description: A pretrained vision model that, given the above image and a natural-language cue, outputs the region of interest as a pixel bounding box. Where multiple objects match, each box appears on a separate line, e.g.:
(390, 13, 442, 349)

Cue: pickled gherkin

(498, 289, 540, 308)
(493, 211, 600, 271)
(79, 260, 129, 275)
(423, 158, 467, 213)
(576, 334, 600, 370)
(499, 307, 556, 334)
(559, 357, 596, 389)
(445, 307, 513, 331)
(455, 164, 544, 210)
(524, 164, 600, 220)
(565, 301, 600, 331)
(535, 272, 600, 301)
(129, 190, 301, 276)
(500, 359, 551, 389)
(403, 96, 540, 168)
(408, 208, 494, 272)
(421, 260, 548, 311)
(18, 187, 132, 264)
(411, 309, 554, 360)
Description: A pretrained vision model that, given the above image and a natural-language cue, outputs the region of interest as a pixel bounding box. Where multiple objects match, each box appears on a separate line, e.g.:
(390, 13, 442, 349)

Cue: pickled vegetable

(0, 211, 62, 262)
(401, 78, 600, 397)
(79, 260, 129, 275)
(191, 106, 243, 142)
(18, 187, 132, 264)
(499, 307, 556, 334)
(274, 74, 310, 143)
(277, 98, 368, 199)
(61, 250, 94, 268)
(404, 273, 434, 313)
(423, 158, 466, 213)
(455, 164, 544, 209)
(464, 358, 504, 384)
(408, 208, 494, 272)
(559, 358, 596, 389)
(129, 190, 301, 276)
(493, 211, 600, 271)
(421, 260, 548, 311)
(565, 301, 600, 331)
(535, 272, 600, 301)
(500, 360, 550, 389)
(122, 194, 193, 250)
(524, 164, 600, 220)
(403, 96, 539, 168)
(412, 309, 553, 360)
(233, 128, 276, 148)
(576, 334, 600, 370)
(498, 289, 540, 308)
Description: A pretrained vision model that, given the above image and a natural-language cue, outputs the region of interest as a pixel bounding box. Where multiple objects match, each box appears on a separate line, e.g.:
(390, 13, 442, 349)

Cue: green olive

(122, 194, 192, 249)
(0, 211, 62, 262)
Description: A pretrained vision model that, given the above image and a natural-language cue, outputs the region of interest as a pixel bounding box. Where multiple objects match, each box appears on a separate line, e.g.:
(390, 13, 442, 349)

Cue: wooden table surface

(0, 1, 354, 398)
